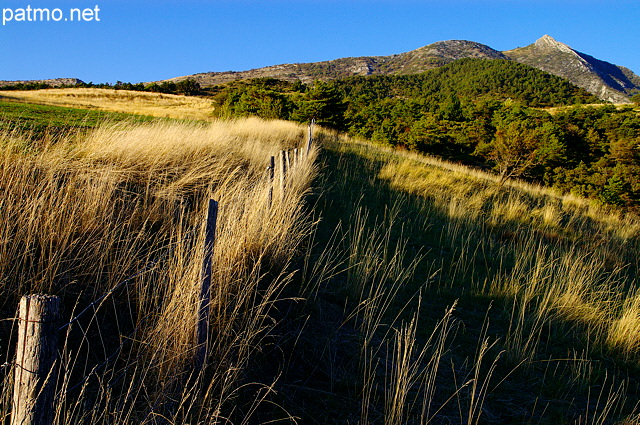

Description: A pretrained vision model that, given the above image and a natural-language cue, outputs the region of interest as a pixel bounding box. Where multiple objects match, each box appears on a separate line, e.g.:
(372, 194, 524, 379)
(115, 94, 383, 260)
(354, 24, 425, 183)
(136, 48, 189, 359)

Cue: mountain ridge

(163, 40, 510, 86)
(0, 77, 83, 88)
(167, 35, 639, 103)
(3, 36, 638, 104)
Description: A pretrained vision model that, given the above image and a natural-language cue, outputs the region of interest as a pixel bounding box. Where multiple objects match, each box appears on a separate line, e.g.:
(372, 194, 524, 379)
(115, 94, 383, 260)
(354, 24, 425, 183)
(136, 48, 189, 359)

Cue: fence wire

(56, 297, 168, 400)
(58, 263, 155, 332)
(58, 225, 200, 332)
(4, 136, 316, 415)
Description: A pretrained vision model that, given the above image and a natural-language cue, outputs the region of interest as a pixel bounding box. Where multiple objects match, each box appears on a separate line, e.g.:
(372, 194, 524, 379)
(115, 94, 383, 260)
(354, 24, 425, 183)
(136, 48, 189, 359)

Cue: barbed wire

(55, 298, 167, 400)
(54, 225, 203, 397)
(58, 261, 157, 332)
(58, 226, 201, 332)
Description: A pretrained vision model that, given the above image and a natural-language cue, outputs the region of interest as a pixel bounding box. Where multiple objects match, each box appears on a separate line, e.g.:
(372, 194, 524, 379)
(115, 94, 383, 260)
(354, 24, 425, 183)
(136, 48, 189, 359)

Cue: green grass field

(0, 98, 155, 125)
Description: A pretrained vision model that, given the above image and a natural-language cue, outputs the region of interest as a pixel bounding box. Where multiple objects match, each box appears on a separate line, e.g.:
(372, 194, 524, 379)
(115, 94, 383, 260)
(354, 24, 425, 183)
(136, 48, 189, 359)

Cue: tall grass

(295, 135, 512, 425)
(0, 116, 317, 423)
(371, 142, 640, 362)
(318, 133, 640, 424)
(4, 112, 640, 423)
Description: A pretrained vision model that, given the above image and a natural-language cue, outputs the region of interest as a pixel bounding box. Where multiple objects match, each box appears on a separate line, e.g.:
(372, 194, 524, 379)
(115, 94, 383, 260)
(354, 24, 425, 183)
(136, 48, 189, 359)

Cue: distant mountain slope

(169, 35, 639, 103)
(0, 78, 83, 88)
(504, 35, 638, 103)
(333, 58, 599, 107)
(166, 40, 507, 86)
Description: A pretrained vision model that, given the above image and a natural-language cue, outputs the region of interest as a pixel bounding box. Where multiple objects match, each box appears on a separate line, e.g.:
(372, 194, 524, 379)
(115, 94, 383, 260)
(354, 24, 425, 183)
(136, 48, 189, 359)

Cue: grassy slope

(0, 98, 150, 123)
(3, 96, 640, 424)
(0, 100, 318, 424)
(275, 135, 640, 424)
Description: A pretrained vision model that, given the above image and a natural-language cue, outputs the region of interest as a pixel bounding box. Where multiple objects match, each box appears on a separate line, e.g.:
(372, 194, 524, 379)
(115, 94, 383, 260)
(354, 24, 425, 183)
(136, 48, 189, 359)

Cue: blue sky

(1, 0, 638, 83)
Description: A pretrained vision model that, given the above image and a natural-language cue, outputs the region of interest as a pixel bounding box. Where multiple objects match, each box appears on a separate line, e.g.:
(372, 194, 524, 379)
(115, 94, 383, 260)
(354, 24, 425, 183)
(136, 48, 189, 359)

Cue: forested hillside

(213, 58, 599, 123)
(211, 58, 640, 209)
(334, 58, 599, 107)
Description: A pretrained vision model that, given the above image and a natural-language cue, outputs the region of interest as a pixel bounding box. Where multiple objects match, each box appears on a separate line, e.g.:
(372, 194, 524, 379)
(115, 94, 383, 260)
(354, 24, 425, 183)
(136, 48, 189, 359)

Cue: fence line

(5, 120, 317, 425)
(195, 199, 218, 372)
(30, 133, 310, 341)
(59, 262, 157, 332)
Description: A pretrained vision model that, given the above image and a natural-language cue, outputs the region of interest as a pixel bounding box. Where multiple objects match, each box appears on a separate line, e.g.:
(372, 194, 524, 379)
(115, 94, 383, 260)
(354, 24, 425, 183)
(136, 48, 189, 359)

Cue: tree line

(0, 79, 203, 96)
(211, 59, 640, 209)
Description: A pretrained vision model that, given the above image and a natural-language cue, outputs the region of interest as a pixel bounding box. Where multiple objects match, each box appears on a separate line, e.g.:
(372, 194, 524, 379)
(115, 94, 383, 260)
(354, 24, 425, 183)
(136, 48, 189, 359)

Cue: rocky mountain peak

(415, 40, 507, 60)
(505, 35, 638, 103)
(534, 34, 574, 54)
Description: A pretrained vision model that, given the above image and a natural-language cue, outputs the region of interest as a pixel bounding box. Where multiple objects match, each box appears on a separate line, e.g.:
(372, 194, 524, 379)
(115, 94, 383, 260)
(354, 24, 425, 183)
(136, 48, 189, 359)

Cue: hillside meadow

(0, 88, 215, 120)
(0, 109, 319, 424)
(1, 94, 640, 424)
(298, 133, 640, 424)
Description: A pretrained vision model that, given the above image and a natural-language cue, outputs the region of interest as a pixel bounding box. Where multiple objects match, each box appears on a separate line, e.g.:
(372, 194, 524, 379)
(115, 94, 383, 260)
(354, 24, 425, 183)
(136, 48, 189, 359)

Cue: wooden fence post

(12, 294, 60, 425)
(306, 118, 315, 156)
(195, 199, 218, 371)
(279, 150, 287, 201)
(267, 156, 275, 209)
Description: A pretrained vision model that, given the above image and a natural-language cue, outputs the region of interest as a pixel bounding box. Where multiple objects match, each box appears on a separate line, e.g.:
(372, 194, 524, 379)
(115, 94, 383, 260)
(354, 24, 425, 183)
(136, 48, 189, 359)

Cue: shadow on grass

(256, 139, 640, 424)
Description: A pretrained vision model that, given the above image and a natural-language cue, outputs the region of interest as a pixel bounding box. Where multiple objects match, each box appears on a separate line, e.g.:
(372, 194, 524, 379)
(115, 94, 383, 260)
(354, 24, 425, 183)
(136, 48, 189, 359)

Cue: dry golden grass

(319, 133, 640, 423)
(0, 116, 318, 423)
(0, 88, 215, 120)
(377, 150, 640, 242)
(3, 113, 639, 423)
(334, 134, 640, 364)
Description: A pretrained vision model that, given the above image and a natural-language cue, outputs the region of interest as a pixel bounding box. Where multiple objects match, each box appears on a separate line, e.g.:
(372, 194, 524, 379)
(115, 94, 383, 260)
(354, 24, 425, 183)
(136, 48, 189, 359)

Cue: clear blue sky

(1, 0, 638, 84)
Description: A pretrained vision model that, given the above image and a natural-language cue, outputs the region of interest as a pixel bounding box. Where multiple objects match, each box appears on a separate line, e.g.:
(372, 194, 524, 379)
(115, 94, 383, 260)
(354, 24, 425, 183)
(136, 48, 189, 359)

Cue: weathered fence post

(267, 156, 275, 209)
(195, 199, 218, 371)
(12, 294, 60, 425)
(279, 150, 288, 201)
(306, 118, 315, 156)
(285, 149, 291, 171)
